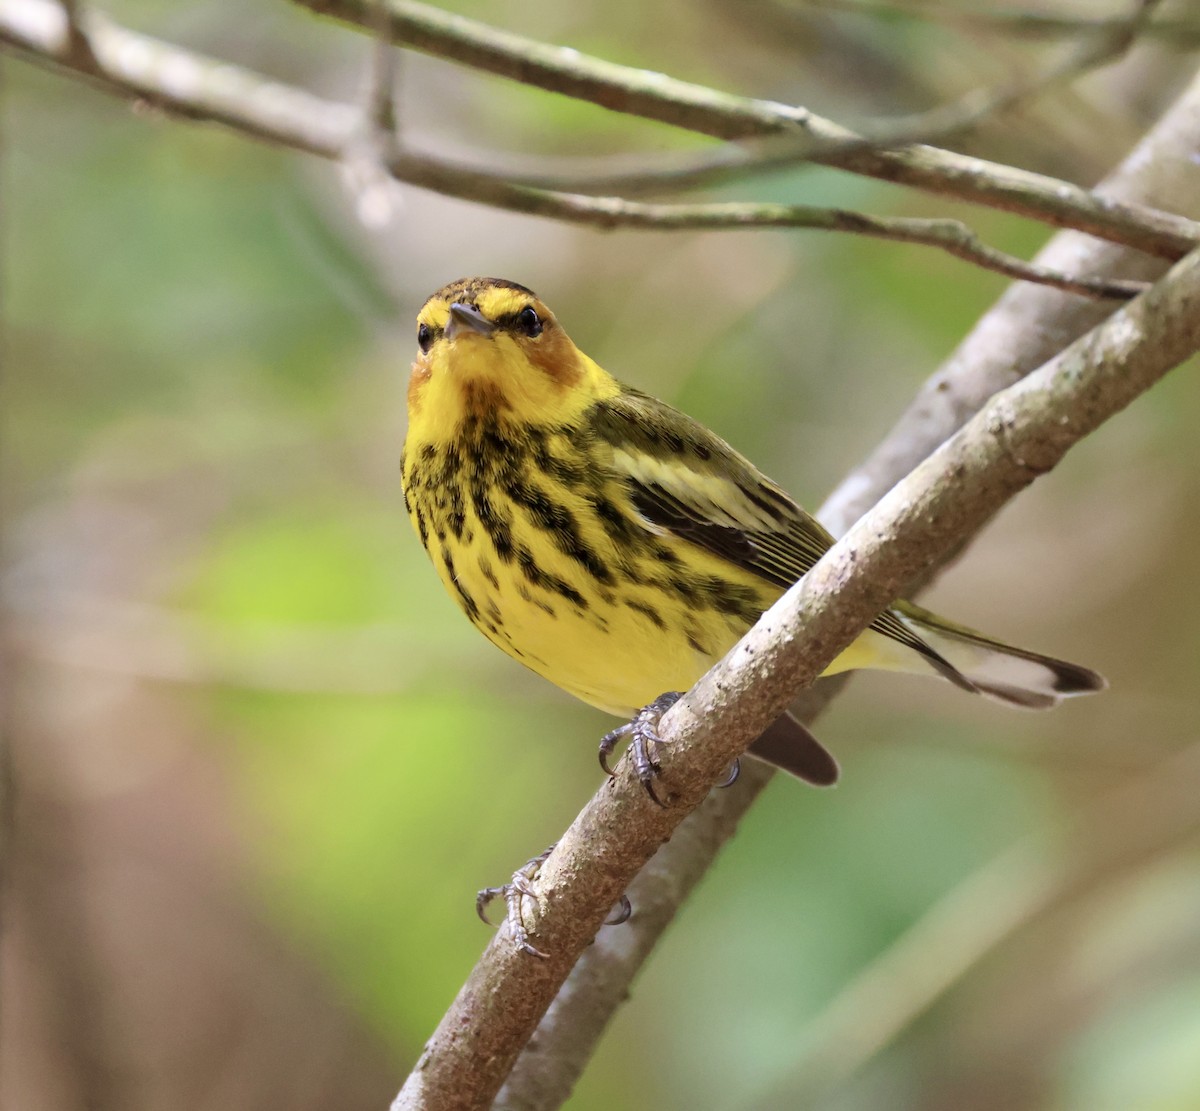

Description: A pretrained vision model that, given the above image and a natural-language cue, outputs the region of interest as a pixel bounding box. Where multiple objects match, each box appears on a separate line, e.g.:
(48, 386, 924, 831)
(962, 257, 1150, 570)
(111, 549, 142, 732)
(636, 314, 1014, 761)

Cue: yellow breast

(402, 416, 779, 716)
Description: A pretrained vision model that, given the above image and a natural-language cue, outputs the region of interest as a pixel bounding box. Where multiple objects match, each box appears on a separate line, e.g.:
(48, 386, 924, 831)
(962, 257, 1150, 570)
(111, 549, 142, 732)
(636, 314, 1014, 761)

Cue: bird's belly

(510, 604, 734, 718)
(439, 537, 748, 718)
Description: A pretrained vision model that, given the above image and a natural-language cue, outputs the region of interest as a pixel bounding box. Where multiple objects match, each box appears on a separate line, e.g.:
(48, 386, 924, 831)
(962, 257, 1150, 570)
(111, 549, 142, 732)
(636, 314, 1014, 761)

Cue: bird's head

(408, 277, 611, 428)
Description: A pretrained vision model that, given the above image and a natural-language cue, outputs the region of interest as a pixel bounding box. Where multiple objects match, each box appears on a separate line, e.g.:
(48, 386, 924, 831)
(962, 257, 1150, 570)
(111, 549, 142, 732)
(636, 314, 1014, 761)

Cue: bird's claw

(597, 721, 632, 778)
(607, 894, 633, 926)
(598, 692, 739, 804)
(476, 845, 635, 957)
(476, 845, 555, 958)
(598, 691, 682, 805)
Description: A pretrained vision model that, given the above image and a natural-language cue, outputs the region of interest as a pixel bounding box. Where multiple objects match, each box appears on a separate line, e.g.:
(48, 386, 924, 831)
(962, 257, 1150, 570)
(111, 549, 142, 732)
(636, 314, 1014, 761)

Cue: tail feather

(894, 600, 1106, 710)
(746, 608, 1102, 785)
(969, 680, 1057, 710)
(748, 712, 840, 786)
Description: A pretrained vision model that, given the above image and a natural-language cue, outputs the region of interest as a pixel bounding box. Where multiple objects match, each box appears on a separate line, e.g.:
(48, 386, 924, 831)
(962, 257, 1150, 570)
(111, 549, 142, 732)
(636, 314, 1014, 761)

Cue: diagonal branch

(433, 0, 1160, 199)
(845, 0, 1162, 141)
(295, 0, 1200, 258)
(498, 66, 1200, 1109)
(0, 0, 357, 152)
(393, 244, 1200, 1110)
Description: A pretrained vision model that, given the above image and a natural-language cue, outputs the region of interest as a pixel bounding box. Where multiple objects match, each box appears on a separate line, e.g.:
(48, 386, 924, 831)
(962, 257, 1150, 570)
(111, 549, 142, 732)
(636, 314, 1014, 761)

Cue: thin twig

(1, 0, 1152, 301)
(382, 161, 1152, 300)
(0, 1, 357, 153)
(853, 0, 1163, 139)
(340, 0, 406, 225)
(366, 0, 400, 141)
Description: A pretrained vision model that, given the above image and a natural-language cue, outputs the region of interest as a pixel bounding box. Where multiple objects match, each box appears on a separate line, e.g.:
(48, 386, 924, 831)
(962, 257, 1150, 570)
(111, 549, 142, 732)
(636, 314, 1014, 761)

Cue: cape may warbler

(401, 277, 1103, 792)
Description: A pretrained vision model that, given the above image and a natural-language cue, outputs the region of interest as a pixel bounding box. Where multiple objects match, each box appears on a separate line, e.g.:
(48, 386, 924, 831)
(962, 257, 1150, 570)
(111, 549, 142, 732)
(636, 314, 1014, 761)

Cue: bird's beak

(445, 302, 495, 340)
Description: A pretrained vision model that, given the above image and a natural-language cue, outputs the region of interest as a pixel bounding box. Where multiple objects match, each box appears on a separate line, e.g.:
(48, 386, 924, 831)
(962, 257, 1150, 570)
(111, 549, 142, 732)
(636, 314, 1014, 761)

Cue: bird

(400, 276, 1105, 795)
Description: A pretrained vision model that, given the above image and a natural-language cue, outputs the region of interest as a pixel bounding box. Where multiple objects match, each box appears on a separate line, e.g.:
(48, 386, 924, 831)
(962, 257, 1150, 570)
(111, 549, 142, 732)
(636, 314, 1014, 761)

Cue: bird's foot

(476, 843, 632, 957)
(476, 844, 555, 958)
(598, 691, 739, 806)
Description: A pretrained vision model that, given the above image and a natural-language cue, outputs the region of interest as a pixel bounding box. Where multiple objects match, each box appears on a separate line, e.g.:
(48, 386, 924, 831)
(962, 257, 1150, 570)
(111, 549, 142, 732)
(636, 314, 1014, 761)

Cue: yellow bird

(401, 277, 1104, 793)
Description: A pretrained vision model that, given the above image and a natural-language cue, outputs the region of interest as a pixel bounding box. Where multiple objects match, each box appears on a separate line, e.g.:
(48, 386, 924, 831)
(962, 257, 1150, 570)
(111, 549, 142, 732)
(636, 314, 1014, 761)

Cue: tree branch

(3, 0, 1193, 283)
(452, 0, 1159, 198)
(33, 0, 1177, 275)
(841, 73, 1200, 515)
(0, 0, 357, 153)
(296, 0, 1200, 258)
(309, 0, 1161, 209)
(1, 0, 1153, 301)
(784, 0, 1164, 153)
(496, 66, 1200, 1109)
(393, 240, 1200, 1109)
(383, 169, 1155, 300)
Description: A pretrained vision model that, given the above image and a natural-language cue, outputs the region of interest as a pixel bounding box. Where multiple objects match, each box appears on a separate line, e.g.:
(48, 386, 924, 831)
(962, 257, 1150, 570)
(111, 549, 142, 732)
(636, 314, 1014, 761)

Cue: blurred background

(4, 0, 1200, 1107)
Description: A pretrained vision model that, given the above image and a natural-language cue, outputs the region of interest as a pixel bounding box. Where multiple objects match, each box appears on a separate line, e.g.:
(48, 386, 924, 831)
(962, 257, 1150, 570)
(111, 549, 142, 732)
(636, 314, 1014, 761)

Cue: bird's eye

(417, 322, 432, 352)
(516, 306, 543, 337)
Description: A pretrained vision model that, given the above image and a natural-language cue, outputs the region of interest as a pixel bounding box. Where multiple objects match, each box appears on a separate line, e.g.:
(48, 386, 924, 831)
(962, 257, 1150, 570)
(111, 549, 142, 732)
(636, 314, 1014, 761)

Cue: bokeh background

(5, 1, 1200, 1108)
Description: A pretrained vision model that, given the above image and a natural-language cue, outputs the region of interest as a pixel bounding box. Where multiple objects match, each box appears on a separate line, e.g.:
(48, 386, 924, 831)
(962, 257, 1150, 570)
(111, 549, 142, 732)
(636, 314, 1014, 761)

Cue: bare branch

(365, 0, 401, 141)
(1, 0, 1151, 301)
(0, 0, 357, 153)
(840, 76, 1200, 517)
(3, 0, 1191, 290)
(393, 243, 1200, 1110)
(452, 0, 1161, 199)
(295, 0, 1200, 258)
(339, 0, 406, 226)
(497, 66, 1200, 1109)
(380, 166, 1153, 300)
